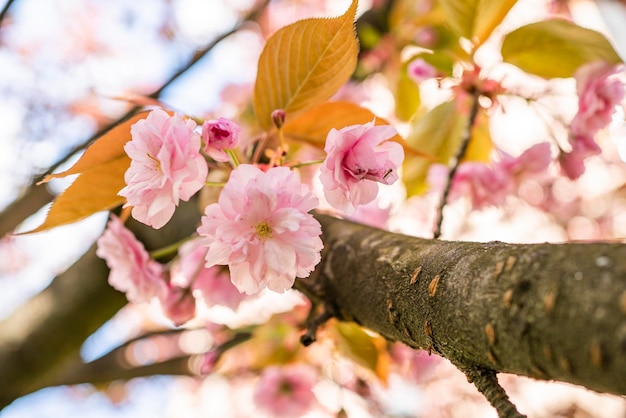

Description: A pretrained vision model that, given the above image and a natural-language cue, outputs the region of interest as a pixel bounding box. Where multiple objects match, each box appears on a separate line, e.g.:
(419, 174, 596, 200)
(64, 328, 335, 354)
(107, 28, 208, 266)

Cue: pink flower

(253, 364, 318, 418)
(571, 61, 625, 138)
(120, 109, 208, 229)
(407, 58, 437, 83)
(320, 121, 404, 214)
(171, 239, 247, 310)
(158, 285, 196, 326)
(201, 117, 241, 162)
(197, 165, 323, 295)
(428, 143, 551, 209)
(96, 215, 166, 303)
(559, 135, 601, 180)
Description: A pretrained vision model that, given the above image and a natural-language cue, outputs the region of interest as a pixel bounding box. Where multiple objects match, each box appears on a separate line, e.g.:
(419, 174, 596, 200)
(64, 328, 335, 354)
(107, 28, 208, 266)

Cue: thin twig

(433, 93, 481, 239)
(36, 0, 270, 181)
(465, 368, 527, 418)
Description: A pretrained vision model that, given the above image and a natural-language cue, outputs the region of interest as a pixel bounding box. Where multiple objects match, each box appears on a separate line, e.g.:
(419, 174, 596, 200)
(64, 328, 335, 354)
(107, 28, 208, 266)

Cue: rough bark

(298, 214, 626, 396)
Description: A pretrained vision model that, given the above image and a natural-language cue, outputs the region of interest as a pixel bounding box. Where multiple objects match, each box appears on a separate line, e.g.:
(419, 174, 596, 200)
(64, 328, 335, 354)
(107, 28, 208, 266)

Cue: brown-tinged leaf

(23, 156, 129, 234)
(253, 0, 359, 129)
(283, 101, 399, 147)
(39, 111, 150, 183)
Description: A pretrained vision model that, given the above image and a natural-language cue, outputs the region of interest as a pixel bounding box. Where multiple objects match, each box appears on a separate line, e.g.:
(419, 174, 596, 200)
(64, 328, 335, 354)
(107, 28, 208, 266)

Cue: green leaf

(501, 19, 623, 78)
(253, 0, 359, 129)
(403, 101, 466, 196)
(438, 0, 518, 46)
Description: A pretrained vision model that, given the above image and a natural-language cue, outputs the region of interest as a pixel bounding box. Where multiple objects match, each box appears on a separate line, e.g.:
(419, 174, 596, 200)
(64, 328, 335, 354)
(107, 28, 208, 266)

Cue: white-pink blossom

(201, 117, 241, 162)
(96, 215, 166, 303)
(253, 364, 318, 418)
(320, 121, 404, 214)
(571, 61, 625, 138)
(120, 109, 208, 229)
(197, 165, 323, 295)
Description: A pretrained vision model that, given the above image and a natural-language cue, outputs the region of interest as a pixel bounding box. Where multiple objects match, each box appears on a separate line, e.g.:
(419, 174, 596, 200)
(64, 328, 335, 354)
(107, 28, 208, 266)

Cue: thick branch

(300, 214, 626, 396)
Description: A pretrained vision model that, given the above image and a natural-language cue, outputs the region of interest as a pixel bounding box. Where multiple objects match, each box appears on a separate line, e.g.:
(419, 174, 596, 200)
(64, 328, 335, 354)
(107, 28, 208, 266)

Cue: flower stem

(150, 235, 196, 259)
(289, 159, 325, 168)
(226, 149, 240, 167)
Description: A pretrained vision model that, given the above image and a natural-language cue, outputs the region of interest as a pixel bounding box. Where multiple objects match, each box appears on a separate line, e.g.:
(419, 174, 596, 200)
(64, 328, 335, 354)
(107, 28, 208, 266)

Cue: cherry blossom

(119, 109, 208, 229)
(96, 215, 166, 303)
(320, 120, 404, 214)
(170, 238, 247, 310)
(197, 164, 323, 295)
(201, 117, 241, 162)
(407, 58, 437, 83)
(429, 143, 551, 209)
(158, 285, 196, 326)
(253, 364, 318, 417)
(571, 61, 625, 138)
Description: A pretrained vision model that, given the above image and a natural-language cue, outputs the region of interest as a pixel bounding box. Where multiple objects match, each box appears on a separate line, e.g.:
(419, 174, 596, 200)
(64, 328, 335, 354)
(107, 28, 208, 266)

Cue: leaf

(253, 0, 359, 129)
(403, 101, 466, 196)
(333, 321, 389, 382)
(283, 101, 401, 147)
(501, 19, 623, 78)
(24, 157, 129, 234)
(40, 111, 150, 182)
(438, 0, 518, 46)
(396, 73, 421, 122)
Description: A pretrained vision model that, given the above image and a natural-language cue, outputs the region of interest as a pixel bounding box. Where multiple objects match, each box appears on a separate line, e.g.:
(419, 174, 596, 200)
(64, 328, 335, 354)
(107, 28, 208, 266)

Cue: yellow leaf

(438, 0, 517, 46)
(40, 111, 150, 182)
(395, 73, 421, 122)
(333, 321, 389, 383)
(403, 101, 466, 196)
(24, 156, 129, 234)
(253, 0, 359, 129)
(283, 101, 399, 147)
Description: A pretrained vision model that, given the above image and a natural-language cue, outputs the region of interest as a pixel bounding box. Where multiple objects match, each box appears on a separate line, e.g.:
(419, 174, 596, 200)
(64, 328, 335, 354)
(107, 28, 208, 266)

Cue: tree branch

(0, 200, 201, 409)
(299, 214, 626, 396)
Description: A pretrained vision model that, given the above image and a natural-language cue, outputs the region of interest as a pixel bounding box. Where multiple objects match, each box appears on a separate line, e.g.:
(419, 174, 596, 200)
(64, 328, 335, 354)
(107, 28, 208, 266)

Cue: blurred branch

(0, 0, 270, 237)
(0, 0, 17, 27)
(0, 199, 202, 410)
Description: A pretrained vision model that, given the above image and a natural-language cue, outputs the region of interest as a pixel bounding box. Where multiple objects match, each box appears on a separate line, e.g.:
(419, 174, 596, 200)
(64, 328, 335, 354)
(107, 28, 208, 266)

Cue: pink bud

(202, 117, 241, 162)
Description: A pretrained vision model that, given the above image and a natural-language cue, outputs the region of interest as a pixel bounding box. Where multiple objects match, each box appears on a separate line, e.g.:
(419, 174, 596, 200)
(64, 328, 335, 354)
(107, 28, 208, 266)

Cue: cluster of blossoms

(97, 107, 404, 321)
(560, 61, 625, 179)
(428, 142, 552, 209)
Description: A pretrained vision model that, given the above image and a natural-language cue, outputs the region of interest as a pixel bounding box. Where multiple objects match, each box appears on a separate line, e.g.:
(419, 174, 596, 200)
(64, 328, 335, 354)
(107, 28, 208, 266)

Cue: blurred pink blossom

(171, 239, 247, 310)
(120, 109, 208, 229)
(407, 58, 437, 83)
(158, 285, 196, 326)
(201, 117, 241, 162)
(253, 364, 318, 418)
(571, 61, 625, 138)
(320, 121, 403, 214)
(96, 215, 166, 303)
(559, 135, 601, 180)
(429, 143, 551, 209)
(197, 165, 323, 295)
